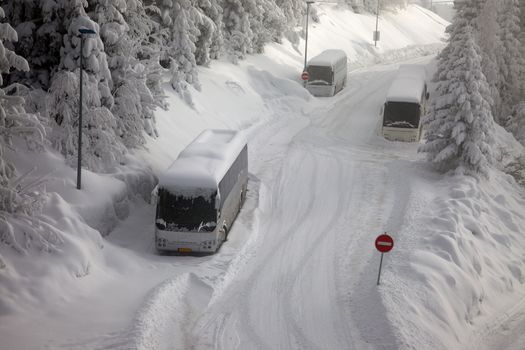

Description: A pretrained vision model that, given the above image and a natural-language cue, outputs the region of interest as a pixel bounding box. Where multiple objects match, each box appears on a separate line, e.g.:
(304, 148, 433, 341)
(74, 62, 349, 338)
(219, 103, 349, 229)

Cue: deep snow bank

(380, 106, 525, 349)
(0, 3, 456, 349)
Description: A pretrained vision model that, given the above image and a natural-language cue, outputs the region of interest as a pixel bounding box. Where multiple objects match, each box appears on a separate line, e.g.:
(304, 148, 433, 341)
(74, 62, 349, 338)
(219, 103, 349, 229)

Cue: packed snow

(1, 4, 525, 350)
(159, 129, 246, 193)
(307, 49, 347, 68)
(385, 65, 427, 103)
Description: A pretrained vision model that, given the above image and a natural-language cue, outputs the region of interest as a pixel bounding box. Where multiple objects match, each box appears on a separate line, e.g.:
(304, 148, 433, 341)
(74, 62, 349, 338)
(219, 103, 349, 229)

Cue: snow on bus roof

(397, 64, 426, 79)
(307, 49, 347, 67)
(158, 129, 247, 193)
(386, 65, 427, 103)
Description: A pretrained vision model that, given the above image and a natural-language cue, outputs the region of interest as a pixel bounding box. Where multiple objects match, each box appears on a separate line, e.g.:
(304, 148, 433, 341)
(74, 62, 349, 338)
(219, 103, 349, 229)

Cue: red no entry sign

(375, 233, 394, 253)
(375, 233, 394, 285)
(301, 71, 310, 81)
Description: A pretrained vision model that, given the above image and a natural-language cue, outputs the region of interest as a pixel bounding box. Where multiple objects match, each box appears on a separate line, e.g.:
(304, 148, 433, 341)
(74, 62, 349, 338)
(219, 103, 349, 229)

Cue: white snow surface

(308, 49, 347, 67)
(158, 129, 246, 193)
(2, 4, 525, 350)
(386, 64, 427, 103)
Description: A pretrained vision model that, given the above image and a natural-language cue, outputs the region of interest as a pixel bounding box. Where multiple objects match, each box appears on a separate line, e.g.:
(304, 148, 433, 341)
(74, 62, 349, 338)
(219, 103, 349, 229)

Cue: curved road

(188, 60, 430, 350)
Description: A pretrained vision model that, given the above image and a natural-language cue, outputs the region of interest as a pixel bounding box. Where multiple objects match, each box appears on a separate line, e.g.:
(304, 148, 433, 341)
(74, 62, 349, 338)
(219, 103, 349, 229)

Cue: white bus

(382, 64, 429, 142)
(154, 129, 248, 254)
(305, 49, 348, 97)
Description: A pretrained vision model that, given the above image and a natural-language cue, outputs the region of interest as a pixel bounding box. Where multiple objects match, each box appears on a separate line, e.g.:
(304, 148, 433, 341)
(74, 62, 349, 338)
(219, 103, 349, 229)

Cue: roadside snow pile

(0, 146, 157, 315)
(0, 3, 450, 347)
(128, 273, 213, 350)
(383, 124, 525, 350)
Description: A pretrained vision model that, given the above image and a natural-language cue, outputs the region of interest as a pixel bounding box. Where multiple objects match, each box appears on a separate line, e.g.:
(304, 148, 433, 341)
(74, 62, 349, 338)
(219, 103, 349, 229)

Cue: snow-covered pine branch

(0, 12, 49, 255)
(420, 20, 496, 177)
(47, 2, 126, 172)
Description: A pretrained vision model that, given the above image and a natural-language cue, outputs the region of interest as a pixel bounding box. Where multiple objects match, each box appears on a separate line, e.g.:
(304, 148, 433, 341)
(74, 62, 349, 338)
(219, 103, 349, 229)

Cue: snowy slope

(2, 4, 525, 350)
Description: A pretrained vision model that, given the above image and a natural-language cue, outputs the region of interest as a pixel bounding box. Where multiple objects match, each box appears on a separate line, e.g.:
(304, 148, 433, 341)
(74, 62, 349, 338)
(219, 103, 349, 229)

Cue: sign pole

(377, 252, 384, 285)
(374, 0, 380, 47)
(374, 232, 394, 286)
(304, 1, 314, 87)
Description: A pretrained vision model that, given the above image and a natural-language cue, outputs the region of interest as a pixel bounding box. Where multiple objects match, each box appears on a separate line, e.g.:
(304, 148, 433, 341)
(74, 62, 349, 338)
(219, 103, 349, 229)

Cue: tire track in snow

(231, 150, 321, 350)
(190, 57, 435, 350)
(191, 150, 319, 350)
(278, 149, 348, 350)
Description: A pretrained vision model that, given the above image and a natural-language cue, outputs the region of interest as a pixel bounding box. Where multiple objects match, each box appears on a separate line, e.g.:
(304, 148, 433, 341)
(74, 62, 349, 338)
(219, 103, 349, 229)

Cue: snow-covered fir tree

(222, 0, 254, 61)
(195, 0, 224, 65)
(90, 0, 157, 148)
(127, 0, 165, 114)
(48, 1, 126, 172)
(275, 0, 304, 45)
(254, 0, 286, 49)
(508, 102, 525, 145)
(0, 9, 29, 212)
(157, 0, 201, 104)
(476, 0, 503, 119)
(498, 0, 524, 128)
(0, 8, 47, 251)
(419, 24, 495, 177)
(2, 0, 62, 88)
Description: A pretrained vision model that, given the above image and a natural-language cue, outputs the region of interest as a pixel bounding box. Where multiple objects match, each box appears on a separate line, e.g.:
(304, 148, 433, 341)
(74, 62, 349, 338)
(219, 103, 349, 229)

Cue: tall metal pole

(76, 28, 96, 190)
(77, 35, 84, 190)
(377, 252, 384, 285)
(304, 1, 312, 71)
(374, 0, 380, 47)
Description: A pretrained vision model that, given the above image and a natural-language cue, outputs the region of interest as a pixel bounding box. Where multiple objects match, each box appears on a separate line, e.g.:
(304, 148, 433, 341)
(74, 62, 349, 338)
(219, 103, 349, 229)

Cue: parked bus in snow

(154, 129, 248, 254)
(381, 64, 429, 142)
(305, 49, 348, 97)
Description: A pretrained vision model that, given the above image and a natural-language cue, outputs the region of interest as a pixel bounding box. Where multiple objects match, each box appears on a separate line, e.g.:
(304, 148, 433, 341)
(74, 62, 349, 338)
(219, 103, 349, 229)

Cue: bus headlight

(157, 238, 167, 247)
(200, 240, 215, 249)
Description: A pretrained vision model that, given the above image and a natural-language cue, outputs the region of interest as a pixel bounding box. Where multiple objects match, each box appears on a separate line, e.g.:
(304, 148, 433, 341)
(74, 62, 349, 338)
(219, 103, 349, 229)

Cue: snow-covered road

(10, 5, 525, 350)
(183, 60, 430, 350)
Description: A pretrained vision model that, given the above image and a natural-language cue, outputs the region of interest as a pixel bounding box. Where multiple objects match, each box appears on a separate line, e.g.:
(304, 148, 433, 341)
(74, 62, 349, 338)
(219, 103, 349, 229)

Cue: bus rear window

(156, 188, 217, 232)
(307, 65, 333, 85)
(383, 102, 421, 128)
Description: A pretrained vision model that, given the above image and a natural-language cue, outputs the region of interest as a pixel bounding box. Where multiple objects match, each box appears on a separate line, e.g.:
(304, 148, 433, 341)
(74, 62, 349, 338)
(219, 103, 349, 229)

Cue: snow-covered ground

(2, 4, 525, 350)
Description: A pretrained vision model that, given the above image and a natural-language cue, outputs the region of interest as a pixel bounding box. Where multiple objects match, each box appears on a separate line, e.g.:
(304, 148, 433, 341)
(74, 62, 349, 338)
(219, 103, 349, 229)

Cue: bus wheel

(222, 222, 229, 241)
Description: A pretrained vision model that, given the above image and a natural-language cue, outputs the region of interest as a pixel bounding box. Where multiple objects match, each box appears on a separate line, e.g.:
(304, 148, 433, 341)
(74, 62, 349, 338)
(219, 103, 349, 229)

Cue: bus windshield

(307, 65, 333, 85)
(156, 188, 217, 232)
(383, 102, 421, 129)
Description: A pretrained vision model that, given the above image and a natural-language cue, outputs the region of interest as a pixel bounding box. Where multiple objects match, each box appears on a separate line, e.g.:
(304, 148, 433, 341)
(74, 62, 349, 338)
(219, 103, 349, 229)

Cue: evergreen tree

(3, 0, 62, 88)
(173, 0, 201, 102)
(130, 0, 166, 114)
(508, 102, 525, 145)
(254, 0, 286, 49)
(275, 0, 304, 45)
(419, 25, 495, 177)
(195, 0, 224, 65)
(477, 0, 503, 119)
(222, 0, 254, 61)
(48, 1, 126, 172)
(498, 0, 523, 127)
(90, 0, 157, 148)
(0, 8, 46, 250)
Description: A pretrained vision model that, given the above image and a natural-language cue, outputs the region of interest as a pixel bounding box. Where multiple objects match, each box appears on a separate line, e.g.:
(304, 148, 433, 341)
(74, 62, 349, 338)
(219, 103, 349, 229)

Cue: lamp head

(79, 28, 97, 35)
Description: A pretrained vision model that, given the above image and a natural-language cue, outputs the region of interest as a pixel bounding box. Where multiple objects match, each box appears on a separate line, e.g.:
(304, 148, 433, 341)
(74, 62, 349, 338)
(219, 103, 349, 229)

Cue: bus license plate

(178, 248, 192, 253)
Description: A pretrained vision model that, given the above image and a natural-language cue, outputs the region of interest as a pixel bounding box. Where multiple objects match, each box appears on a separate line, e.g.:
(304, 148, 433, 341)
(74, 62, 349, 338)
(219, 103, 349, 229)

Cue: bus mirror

(155, 220, 166, 230)
(151, 185, 159, 205)
(215, 194, 221, 210)
(426, 92, 430, 100)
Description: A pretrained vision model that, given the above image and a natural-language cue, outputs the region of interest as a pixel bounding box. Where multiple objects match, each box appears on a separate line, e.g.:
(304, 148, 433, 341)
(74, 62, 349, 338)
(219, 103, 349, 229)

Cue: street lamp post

(304, 0, 315, 86)
(374, 0, 380, 47)
(77, 28, 96, 190)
